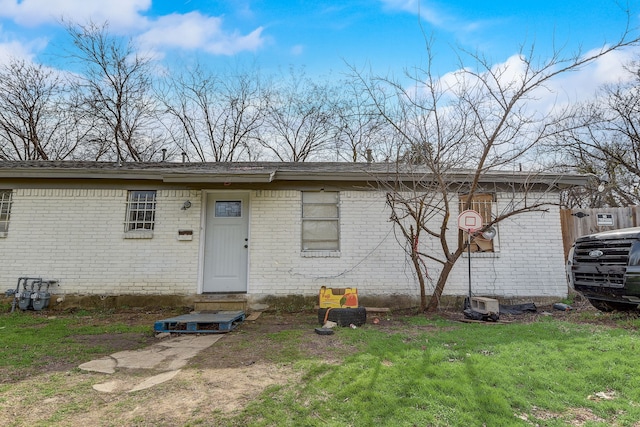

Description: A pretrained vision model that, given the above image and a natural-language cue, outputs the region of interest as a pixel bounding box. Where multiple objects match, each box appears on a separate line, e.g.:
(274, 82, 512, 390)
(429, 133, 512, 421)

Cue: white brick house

(0, 161, 584, 309)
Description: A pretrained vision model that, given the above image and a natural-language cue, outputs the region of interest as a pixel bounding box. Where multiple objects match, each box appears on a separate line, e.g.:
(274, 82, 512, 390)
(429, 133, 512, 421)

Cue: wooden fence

(560, 206, 640, 260)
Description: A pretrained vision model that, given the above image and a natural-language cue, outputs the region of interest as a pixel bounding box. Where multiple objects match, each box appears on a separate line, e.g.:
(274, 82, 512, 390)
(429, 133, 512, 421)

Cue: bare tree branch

(65, 21, 165, 162)
(351, 20, 640, 312)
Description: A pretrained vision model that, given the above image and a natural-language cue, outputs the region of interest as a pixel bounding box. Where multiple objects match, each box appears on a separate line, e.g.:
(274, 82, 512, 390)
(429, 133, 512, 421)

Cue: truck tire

(318, 307, 366, 327)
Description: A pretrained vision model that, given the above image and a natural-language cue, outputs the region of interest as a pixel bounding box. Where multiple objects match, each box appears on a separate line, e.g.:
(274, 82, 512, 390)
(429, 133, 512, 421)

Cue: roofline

(0, 161, 588, 187)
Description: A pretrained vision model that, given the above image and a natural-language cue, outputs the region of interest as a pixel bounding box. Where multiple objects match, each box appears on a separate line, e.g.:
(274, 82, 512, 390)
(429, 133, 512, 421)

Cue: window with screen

(302, 191, 340, 251)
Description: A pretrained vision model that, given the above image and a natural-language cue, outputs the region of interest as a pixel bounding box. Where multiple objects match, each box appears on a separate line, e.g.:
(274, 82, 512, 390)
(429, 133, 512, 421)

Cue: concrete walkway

(79, 334, 223, 393)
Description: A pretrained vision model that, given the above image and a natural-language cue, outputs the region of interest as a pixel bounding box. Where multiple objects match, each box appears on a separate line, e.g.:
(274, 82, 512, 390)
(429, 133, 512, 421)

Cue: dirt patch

(190, 311, 360, 369)
(517, 405, 606, 426)
(0, 363, 297, 427)
(74, 332, 158, 351)
(77, 364, 296, 426)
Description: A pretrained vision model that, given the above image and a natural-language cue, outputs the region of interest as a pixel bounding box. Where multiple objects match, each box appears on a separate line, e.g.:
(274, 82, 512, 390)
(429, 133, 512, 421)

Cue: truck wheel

(318, 307, 367, 327)
(589, 299, 638, 312)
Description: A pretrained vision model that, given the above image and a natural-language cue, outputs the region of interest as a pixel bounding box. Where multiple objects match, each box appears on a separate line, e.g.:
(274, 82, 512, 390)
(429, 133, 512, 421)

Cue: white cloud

(514, 45, 640, 117)
(473, 46, 637, 107)
(0, 0, 150, 30)
(0, 40, 35, 64)
(408, 44, 640, 132)
(0, 34, 72, 84)
(550, 46, 639, 99)
(379, 0, 443, 26)
(379, 0, 418, 13)
(137, 12, 265, 56)
(0, 24, 48, 65)
(0, 2, 267, 59)
(290, 44, 304, 56)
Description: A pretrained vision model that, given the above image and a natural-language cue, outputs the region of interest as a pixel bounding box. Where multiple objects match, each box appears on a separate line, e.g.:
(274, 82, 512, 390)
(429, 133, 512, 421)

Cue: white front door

(202, 192, 249, 293)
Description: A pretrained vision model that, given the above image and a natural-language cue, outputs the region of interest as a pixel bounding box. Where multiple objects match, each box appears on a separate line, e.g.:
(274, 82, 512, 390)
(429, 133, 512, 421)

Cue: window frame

(301, 191, 340, 252)
(458, 193, 496, 253)
(0, 189, 12, 237)
(124, 190, 157, 234)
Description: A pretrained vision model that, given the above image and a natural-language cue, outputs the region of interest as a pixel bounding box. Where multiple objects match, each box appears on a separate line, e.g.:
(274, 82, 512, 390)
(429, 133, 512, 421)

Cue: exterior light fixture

(583, 172, 607, 193)
(481, 226, 497, 240)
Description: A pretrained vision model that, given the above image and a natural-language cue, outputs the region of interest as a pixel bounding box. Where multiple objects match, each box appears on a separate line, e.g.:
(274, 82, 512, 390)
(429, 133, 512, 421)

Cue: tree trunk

(426, 258, 457, 312)
(411, 249, 428, 311)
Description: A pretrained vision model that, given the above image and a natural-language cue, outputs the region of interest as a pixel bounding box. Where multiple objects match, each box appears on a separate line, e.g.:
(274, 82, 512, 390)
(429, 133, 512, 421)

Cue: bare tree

(0, 59, 80, 160)
(332, 76, 390, 162)
(160, 64, 265, 162)
(258, 68, 337, 161)
(66, 21, 164, 162)
(356, 30, 640, 312)
(548, 57, 640, 208)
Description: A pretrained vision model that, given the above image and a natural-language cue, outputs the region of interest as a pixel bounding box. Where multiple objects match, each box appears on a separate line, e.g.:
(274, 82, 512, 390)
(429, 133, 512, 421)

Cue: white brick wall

(248, 189, 567, 300)
(248, 190, 418, 300)
(438, 191, 567, 298)
(0, 189, 202, 295)
(1, 187, 568, 301)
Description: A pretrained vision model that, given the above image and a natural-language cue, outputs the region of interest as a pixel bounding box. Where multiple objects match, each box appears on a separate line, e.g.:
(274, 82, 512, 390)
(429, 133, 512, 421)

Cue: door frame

(197, 190, 251, 294)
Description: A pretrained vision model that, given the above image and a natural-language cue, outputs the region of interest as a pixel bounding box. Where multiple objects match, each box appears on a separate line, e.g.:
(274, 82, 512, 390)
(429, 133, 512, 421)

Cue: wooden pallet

(153, 310, 245, 334)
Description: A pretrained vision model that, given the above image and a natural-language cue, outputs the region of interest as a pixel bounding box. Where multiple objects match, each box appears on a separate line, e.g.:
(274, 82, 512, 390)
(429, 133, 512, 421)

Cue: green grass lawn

(226, 315, 640, 427)
(0, 309, 154, 375)
(2, 308, 640, 426)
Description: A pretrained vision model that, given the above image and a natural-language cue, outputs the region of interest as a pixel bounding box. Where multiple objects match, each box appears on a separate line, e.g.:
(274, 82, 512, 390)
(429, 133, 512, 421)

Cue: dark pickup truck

(571, 227, 640, 311)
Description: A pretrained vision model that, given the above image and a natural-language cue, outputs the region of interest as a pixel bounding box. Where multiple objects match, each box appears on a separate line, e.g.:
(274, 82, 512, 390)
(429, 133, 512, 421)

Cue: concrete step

(194, 296, 247, 312)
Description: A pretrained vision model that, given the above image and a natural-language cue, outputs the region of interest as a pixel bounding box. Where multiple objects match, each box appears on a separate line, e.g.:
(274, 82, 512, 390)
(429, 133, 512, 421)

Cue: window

(0, 190, 12, 236)
(124, 190, 156, 232)
(215, 201, 242, 218)
(302, 191, 339, 251)
(459, 193, 495, 252)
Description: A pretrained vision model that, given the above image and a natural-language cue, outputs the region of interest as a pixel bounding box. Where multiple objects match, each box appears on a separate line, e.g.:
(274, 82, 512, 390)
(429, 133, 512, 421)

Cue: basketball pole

(467, 229, 472, 299)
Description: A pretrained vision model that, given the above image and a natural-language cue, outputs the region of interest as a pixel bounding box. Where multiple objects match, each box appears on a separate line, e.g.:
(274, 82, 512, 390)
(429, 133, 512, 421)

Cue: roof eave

(0, 169, 161, 181)
(162, 172, 276, 183)
(0, 164, 590, 187)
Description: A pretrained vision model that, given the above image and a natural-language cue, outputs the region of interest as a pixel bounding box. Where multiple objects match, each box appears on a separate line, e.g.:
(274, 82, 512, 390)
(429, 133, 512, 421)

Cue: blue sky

(0, 0, 638, 87)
